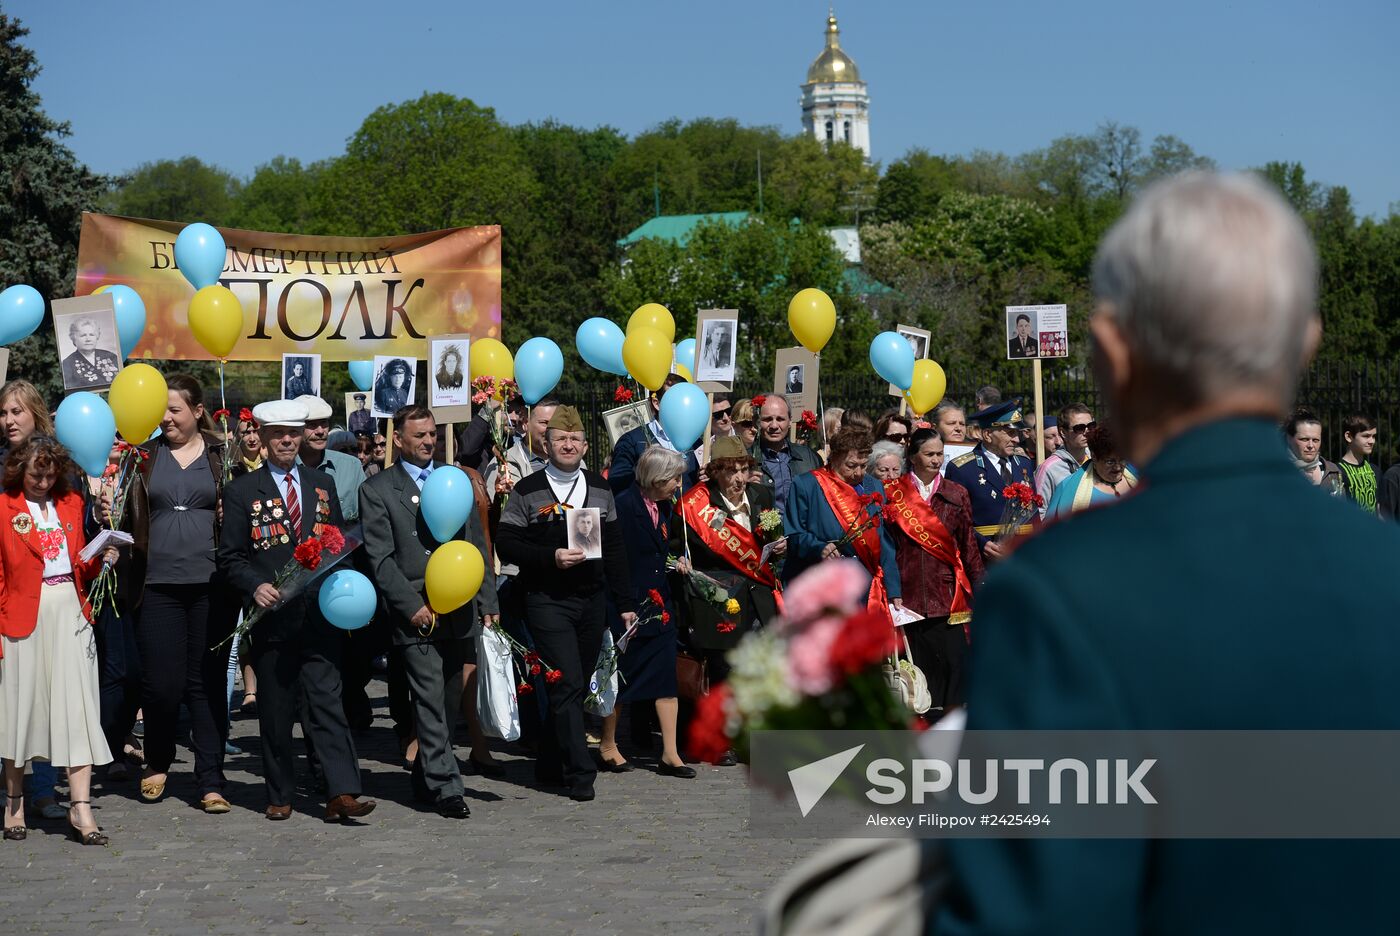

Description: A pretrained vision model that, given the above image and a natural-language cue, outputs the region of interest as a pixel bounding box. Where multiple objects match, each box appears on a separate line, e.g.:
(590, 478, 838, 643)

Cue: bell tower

(800, 9, 871, 158)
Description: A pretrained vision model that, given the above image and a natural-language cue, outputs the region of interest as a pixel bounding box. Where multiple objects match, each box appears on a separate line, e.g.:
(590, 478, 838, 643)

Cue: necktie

(284, 474, 301, 536)
(1000, 459, 1013, 486)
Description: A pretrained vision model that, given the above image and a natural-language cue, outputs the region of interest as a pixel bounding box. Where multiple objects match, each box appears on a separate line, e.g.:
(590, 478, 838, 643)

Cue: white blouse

(26, 498, 72, 578)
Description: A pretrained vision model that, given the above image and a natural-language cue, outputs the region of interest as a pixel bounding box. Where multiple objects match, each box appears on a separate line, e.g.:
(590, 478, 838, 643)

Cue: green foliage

(104, 156, 241, 225)
(228, 156, 326, 233)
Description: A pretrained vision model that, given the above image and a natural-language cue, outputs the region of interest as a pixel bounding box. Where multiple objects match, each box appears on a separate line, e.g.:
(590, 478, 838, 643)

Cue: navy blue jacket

(613, 485, 676, 637)
(781, 470, 900, 598)
(608, 424, 700, 494)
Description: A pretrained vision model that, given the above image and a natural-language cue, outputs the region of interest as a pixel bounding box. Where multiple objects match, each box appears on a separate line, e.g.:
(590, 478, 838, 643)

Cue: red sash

(680, 485, 778, 589)
(885, 475, 973, 626)
(811, 469, 890, 621)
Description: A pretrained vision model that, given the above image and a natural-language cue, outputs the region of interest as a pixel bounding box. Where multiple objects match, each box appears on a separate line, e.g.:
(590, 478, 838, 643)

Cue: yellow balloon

(188, 285, 244, 359)
(628, 303, 675, 342)
(622, 325, 671, 391)
(788, 288, 836, 354)
(92, 285, 110, 294)
(469, 337, 514, 389)
(425, 541, 485, 614)
(903, 360, 948, 417)
(674, 362, 693, 382)
(109, 363, 169, 442)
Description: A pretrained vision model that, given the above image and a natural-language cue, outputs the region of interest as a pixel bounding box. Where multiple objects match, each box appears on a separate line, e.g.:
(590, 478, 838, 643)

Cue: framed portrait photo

(603, 401, 648, 446)
(890, 324, 932, 398)
(694, 309, 739, 391)
(344, 391, 376, 436)
(427, 333, 472, 424)
(281, 353, 322, 400)
(52, 294, 123, 393)
(371, 355, 417, 419)
(772, 346, 819, 421)
(566, 506, 603, 560)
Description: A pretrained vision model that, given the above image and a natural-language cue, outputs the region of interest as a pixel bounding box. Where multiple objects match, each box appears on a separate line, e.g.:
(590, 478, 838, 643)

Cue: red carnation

(614, 386, 634, 403)
(318, 525, 345, 555)
(293, 539, 323, 571)
(660, 611, 671, 624)
(545, 669, 562, 685)
(800, 410, 818, 431)
(687, 683, 734, 764)
(827, 608, 897, 676)
(523, 650, 540, 666)
(647, 588, 664, 607)
(212, 408, 231, 423)
(715, 620, 737, 634)
(517, 681, 533, 696)
(239, 407, 256, 423)
(530, 662, 541, 676)
(751, 394, 767, 409)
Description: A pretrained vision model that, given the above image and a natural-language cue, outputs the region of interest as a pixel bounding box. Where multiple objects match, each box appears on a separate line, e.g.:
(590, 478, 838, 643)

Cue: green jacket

(934, 418, 1400, 935)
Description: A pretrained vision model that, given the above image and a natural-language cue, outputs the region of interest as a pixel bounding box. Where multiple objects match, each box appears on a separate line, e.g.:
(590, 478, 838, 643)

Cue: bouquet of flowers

(88, 441, 151, 618)
(688, 559, 911, 765)
(472, 375, 522, 493)
(796, 409, 820, 447)
(482, 621, 563, 699)
(995, 482, 1043, 545)
(222, 525, 358, 646)
(666, 555, 733, 608)
(613, 385, 634, 404)
(757, 508, 785, 545)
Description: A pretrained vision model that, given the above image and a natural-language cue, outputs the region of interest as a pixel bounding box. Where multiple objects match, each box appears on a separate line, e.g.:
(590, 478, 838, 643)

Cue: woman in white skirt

(0, 437, 118, 845)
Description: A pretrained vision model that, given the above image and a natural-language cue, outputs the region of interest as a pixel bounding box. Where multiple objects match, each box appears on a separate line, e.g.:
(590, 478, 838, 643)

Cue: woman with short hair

(1045, 422, 1140, 519)
(1, 437, 118, 844)
(867, 440, 904, 484)
(931, 401, 966, 444)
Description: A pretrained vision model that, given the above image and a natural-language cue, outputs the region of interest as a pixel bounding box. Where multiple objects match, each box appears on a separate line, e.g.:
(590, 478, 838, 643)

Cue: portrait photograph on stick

(427, 333, 473, 423)
(695, 310, 739, 387)
(603, 401, 648, 445)
(371, 355, 417, 419)
(891, 324, 931, 397)
(773, 346, 819, 417)
(281, 353, 321, 399)
(345, 391, 375, 435)
(52, 294, 122, 393)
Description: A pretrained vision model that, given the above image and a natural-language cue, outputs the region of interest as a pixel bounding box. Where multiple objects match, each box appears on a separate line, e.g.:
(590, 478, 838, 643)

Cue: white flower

(725, 631, 800, 719)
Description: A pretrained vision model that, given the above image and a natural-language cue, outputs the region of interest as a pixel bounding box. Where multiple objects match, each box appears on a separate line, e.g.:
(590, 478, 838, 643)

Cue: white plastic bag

(476, 626, 521, 741)
(585, 629, 620, 717)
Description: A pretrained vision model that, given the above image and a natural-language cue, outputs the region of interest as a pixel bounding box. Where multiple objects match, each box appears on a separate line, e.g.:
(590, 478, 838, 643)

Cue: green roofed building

(617, 212, 752, 249)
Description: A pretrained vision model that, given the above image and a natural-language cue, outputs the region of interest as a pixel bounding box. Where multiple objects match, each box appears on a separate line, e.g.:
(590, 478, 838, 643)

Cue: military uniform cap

(252, 399, 308, 428)
(969, 398, 1026, 429)
(547, 406, 585, 433)
(710, 436, 752, 462)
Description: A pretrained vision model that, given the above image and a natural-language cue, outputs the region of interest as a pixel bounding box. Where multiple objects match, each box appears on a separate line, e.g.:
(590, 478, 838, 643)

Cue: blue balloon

(576, 317, 627, 376)
(103, 285, 147, 359)
(348, 360, 374, 392)
(54, 392, 117, 477)
(420, 465, 475, 543)
(870, 331, 916, 390)
(674, 338, 696, 373)
(658, 382, 709, 451)
(0, 284, 45, 346)
(515, 337, 564, 405)
(319, 569, 377, 631)
(174, 222, 227, 290)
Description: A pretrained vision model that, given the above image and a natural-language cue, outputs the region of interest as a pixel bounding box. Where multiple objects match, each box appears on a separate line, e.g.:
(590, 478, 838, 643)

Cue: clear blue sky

(11, 0, 1398, 217)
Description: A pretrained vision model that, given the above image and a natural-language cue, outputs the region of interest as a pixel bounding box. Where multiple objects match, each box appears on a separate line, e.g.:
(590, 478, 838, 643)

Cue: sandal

(140, 774, 166, 803)
(67, 801, 108, 847)
(3, 794, 26, 841)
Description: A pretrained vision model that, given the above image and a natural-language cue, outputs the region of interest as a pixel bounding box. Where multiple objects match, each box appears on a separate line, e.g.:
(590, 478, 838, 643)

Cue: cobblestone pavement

(0, 684, 809, 935)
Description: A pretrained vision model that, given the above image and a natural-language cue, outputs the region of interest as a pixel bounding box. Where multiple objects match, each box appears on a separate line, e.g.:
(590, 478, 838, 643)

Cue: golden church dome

(805, 11, 861, 85)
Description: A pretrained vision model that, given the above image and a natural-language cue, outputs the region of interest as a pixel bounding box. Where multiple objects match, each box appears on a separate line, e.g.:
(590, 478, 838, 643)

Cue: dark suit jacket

(614, 486, 676, 638)
(934, 418, 1400, 935)
(216, 461, 344, 643)
(1008, 335, 1035, 358)
(608, 424, 700, 494)
(358, 460, 499, 645)
(748, 439, 824, 499)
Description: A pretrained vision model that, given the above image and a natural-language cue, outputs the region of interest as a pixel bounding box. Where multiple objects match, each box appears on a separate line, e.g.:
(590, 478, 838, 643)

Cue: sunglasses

(712, 407, 732, 421)
(1068, 421, 1097, 434)
(736, 420, 755, 428)
(885, 432, 908, 443)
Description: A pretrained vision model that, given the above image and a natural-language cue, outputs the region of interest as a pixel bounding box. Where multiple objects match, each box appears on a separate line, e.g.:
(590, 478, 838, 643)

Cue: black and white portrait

(281, 354, 320, 400)
(345, 392, 375, 435)
(567, 506, 603, 560)
(603, 402, 646, 445)
(784, 364, 805, 395)
(1007, 310, 1038, 359)
(55, 306, 122, 393)
(697, 318, 737, 384)
(371, 355, 417, 419)
(429, 338, 470, 408)
(899, 329, 929, 361)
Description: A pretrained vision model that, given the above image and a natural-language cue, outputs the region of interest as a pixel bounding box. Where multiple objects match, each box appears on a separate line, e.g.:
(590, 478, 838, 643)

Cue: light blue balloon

(420, 465, 475, 543)
(55, 392, 117, 477)
(870, 331, 916, 390)
(515, 337, 564, 405)
(0, 284, 45, 345)
(174, 222, 227, 290)
(319, 569, 377, 631)
(658, 382, 709, 450)
(348, 360, 374, 392)
(576, 317, 627, 376)
(103, 285, 147, 359)
(674, 338, 696, 373)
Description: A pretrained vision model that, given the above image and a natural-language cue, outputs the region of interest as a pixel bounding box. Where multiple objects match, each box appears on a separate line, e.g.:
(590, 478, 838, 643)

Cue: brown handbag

(676, 649, 709, 700)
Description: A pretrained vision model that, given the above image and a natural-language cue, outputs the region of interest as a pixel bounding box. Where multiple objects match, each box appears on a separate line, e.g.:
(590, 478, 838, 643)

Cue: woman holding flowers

(782, 428, 902, 622)
(115, 374, 233, 812)
(1, 436, 118, 845)
(597, 447, 695, 778)
(671, 437, 786, 692)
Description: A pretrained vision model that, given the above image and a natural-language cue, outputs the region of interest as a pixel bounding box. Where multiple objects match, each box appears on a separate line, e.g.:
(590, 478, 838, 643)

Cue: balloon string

(816, 352, 826, 456)
(219, 359, 228, 412)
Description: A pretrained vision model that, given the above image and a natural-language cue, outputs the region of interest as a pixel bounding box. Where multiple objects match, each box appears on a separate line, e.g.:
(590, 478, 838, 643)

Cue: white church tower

(800, 9, 870, 159)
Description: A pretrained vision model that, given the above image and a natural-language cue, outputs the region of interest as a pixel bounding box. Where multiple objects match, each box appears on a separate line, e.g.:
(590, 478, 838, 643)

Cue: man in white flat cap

(216, 399, 376, 823)
(294, 395, 364, 524)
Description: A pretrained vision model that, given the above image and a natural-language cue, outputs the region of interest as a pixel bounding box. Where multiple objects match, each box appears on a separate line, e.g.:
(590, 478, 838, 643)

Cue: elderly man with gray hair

(928, 173, 1400, 933)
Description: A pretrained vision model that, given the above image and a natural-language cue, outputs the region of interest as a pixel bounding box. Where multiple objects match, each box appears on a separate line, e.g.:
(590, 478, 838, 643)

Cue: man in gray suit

(359, 404, 499, 819)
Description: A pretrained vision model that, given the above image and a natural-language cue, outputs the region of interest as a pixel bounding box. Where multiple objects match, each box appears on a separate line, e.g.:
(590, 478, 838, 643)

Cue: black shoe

(717, 749, 737, 767)
(568, 786, 595, 802)
(596, 755, 634, 774)
(657, 761, 697, 779)
(434, 795, 470, 819)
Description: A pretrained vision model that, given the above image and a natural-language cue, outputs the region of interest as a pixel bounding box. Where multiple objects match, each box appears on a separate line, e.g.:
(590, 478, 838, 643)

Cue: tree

(228, 156, 326, 233)
(106, 156, 241, 224)
(0, 13, 114, 402)
(1142, 134, 1215, 185)
(874, 148, 959, 223)
(763, 136, 879, 226)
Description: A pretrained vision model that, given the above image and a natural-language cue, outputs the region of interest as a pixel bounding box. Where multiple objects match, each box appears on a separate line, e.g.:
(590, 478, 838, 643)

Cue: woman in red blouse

(0, 437, 118, 845)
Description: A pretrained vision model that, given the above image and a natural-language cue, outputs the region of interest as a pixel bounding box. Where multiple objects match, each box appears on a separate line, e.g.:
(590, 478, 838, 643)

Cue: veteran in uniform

(942, 399, 1036, 561)
(216, 399, 376, 823)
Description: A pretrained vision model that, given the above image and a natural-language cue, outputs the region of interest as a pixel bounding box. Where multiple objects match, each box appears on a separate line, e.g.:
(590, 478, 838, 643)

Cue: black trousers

(397, 638, 467, 801)
(95, 606, 142, 763)
(904, 615, 965, 711)
(523, 591, 607, 793)
(136, 583, 229, 794)
(251, 625, 363, 806)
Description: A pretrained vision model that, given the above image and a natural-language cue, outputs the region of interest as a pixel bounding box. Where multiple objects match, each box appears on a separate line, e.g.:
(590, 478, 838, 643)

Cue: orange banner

(75, 213, 501, 361)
